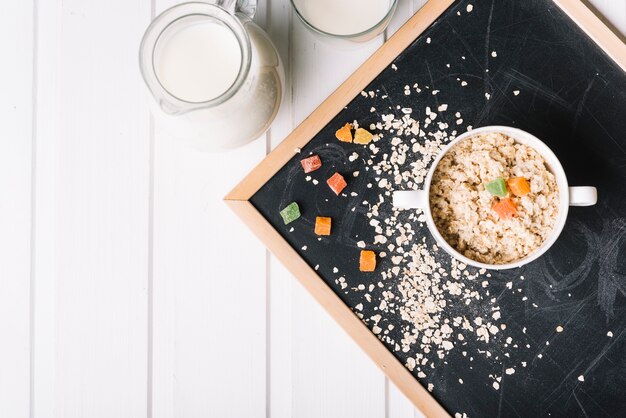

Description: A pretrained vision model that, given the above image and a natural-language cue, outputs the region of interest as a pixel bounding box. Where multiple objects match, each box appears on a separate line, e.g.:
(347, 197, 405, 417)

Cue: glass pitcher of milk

(139, 1, 284, 151)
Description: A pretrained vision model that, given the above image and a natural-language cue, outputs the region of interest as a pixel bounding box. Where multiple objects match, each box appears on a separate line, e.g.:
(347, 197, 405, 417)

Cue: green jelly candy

(280, 202, 301, 225)
(485, 178, 508, 197)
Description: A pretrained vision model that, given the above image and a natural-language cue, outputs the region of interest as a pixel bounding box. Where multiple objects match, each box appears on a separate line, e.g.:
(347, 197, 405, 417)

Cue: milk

(146, 17, 284, 151)
(293, 0, 392, 36)
(155, 21, 242, 102)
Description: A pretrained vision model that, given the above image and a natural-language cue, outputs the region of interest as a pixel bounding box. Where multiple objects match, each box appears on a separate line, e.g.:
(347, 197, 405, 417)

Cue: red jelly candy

(300, 155, 322, 173)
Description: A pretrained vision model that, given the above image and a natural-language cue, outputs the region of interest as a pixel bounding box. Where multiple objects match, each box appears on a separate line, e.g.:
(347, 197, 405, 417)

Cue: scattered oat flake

(335, 103, 529, 395)
(578, 375, 585, 382)
(491, 51, 497, 58)
(426, 37, 431, 44)
(556, 325, 564, 333)
(505, 368, 515, 375)
(607, 331, 614, 337)
(513, 90, 520, 96)
(466, 4, 474, 12)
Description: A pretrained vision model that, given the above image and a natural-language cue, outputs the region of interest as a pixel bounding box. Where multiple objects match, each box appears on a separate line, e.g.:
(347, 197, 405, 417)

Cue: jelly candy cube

(354, 128, 375, 144)
(315, 216, 332, 236)
(335, 123, 353, 143)
(360, 250, 376, 272)
(301, 155, 322, 173)
(485, 178, 508, 197)
(280, 202, 301, 225)
(327, 172, 347, 195)
(507, 177, 531, 197)
(492, 198, 518, 220)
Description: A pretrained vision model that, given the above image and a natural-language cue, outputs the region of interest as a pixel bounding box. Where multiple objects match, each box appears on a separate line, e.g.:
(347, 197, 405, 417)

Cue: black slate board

(251, 1, 626, 416)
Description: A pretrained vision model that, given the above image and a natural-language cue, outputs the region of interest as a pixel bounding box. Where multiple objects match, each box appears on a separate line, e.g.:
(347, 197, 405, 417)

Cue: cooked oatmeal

(430, 132, 559, 264)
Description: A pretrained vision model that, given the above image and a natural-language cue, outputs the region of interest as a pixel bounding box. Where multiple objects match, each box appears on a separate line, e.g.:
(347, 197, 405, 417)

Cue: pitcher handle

(214, 0, 256, 19)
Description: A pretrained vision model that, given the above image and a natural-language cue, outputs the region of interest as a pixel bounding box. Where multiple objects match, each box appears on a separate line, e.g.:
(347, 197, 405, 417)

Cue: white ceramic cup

(393, 126, 597, 270)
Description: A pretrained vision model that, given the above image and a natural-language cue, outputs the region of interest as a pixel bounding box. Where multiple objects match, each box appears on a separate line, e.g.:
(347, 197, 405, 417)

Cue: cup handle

(393, 190, 428, 209)
(569, 186, 597, 207)
(214, 0, 257, 18)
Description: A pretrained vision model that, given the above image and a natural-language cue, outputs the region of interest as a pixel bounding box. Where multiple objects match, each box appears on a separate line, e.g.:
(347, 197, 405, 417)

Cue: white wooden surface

(0, 1, 624, 417)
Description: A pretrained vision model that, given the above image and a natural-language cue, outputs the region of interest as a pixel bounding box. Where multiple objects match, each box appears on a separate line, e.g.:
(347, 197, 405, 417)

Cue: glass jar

(139, 1, 284, 151)
(291, 0, 398, 43)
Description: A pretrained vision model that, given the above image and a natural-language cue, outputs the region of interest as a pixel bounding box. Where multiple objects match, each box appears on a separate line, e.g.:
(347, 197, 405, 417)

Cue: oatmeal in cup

(393, 126, 597, 270)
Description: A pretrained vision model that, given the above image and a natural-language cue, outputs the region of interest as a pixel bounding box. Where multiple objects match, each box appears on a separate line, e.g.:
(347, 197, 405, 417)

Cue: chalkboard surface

(251, 1, 626, 416)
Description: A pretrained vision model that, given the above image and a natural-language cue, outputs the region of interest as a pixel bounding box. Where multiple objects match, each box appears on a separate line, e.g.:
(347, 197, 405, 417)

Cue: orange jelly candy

(335, 123, 353, 143)
(360, 250, 376, 272)
(327, 172, 347, 195)
(315, 217, 332, 236)
(507, 177, 531, 197)
(492, 198, 518, 220)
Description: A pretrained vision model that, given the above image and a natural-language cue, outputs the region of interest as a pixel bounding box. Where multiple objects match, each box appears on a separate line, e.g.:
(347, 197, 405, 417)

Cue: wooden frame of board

(225, 1, 626, 416)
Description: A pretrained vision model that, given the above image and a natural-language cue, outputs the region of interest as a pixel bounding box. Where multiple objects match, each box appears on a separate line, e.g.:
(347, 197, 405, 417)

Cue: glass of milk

(291, 0, 398, 42)
(139, 1, 284, 151)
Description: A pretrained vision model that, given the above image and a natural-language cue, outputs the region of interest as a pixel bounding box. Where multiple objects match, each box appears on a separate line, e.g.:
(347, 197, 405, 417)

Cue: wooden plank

(264, 2, 389, 417)
(264, 2, 295, 418)
(32, 1, 151, 417)
(31, 2, 60, 416)
(289, 21, 388, 418)
(0, 1, 33, 417)
(150, 2, 268, 418)
(150, 136, 267, 418)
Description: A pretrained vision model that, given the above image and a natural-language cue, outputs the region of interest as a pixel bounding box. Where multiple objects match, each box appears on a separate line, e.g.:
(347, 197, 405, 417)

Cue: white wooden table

(1, 1, 624, 417)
